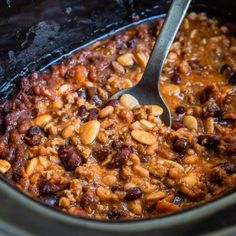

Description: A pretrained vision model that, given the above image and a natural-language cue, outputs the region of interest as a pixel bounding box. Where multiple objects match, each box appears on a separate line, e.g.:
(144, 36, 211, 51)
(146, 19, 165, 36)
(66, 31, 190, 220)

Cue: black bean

(27, 126, 47, 137)
(220, 64, 233, 76)
(199, 87, 213, 104)
(209, 169, 223, 185)
(103, 99, 119, 108)
(228, 72, 236, 85)
(78, 105, 87, 117)
(127, 36, 138, 48)
(58, 145, 83, 171)
(214, 117, 229, 126)
(40, 195, 58, 206)
(175, 106, 186, 115)
(140, 156, 149, 163)
(125, 187, 142, 201)
(173, 138, 190, 154)
(198, 135, 220, 150)
(25, 126, 47, 146)
(108, 209, 122, 220)
(171, 120, 186, 131)
(171, 74, 181, 84)
(86, 108, 99, 121)
(78, 89, 87, 99)
(220, 162, 236, 175)
(173, 193, 182, 205)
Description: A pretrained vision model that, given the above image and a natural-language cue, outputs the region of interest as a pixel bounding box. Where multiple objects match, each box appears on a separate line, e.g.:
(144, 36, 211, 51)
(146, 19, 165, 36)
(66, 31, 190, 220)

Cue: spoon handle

(139, 0, 191, 88)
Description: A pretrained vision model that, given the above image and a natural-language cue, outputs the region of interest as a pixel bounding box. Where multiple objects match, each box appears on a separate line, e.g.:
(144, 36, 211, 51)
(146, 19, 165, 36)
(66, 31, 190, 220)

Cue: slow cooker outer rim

(0, 176, 235, 232)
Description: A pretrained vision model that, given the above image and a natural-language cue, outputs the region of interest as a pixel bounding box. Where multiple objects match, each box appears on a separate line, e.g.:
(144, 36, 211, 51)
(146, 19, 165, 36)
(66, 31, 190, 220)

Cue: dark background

(0, 0, 236, 235)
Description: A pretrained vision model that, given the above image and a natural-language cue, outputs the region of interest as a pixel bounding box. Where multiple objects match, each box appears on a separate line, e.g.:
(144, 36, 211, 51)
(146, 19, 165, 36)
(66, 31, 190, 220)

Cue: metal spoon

(113, 0, 192, 126)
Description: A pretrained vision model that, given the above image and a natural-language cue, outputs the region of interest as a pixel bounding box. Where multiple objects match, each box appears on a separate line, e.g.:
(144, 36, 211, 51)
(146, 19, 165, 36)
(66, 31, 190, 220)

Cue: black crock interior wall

(1, 0, 236, 98)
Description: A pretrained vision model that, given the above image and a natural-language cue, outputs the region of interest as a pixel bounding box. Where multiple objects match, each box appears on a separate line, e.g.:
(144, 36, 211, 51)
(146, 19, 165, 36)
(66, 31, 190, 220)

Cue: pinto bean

(0, 159, 11, 173)
(79, 120, 100, 144)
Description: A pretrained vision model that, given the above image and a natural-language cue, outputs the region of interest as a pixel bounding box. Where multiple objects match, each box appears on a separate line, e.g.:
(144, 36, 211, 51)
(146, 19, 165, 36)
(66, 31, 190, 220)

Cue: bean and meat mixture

(0, 12, 236, 220)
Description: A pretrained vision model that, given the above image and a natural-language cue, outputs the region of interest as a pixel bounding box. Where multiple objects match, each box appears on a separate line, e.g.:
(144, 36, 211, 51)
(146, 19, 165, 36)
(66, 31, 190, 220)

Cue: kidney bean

(103, 99, 119, 108)
(86, 108, 99, 121)
(113, 147, 132, 167)
(125, 187, 142, 201)
(93, 146, 112, 162)
(42, 180, 69, 194)
(111, 184, 124, 192)
(173, 138, 190, 154)
(171, 120, 186, 131)
(58, 145, 83, 171)
(80, 191, 95, 208)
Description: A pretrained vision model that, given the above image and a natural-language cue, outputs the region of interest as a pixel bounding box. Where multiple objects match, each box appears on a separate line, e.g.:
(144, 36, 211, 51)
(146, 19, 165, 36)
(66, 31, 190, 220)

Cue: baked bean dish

(0, 12, 236, 220)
